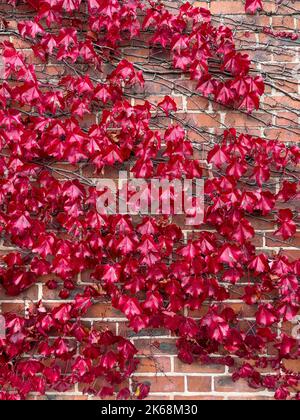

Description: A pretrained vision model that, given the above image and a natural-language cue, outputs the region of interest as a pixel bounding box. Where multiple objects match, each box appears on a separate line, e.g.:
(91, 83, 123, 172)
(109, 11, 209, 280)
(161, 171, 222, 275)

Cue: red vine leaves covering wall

(0, 0, 299, 401)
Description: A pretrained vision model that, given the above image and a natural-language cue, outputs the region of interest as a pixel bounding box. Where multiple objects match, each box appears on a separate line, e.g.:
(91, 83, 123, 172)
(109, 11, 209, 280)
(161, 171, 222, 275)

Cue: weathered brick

(214, 377, 264, 393)
(187, 376, 212, 392)
(136, 357, 172, 373)
(174, 359, 226, 374)
(136, 376, 184, 393)
(210, 1, 245, 14)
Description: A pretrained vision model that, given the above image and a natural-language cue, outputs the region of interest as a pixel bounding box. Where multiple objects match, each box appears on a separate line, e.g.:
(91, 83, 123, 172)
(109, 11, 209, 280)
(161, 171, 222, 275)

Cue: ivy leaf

(158, 96, 177, 116)
(245, 0, 263, 14)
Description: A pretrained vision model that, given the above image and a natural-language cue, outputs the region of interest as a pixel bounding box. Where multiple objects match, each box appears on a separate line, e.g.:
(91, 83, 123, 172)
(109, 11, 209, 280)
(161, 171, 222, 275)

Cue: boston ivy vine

(0, 0, 299, 400)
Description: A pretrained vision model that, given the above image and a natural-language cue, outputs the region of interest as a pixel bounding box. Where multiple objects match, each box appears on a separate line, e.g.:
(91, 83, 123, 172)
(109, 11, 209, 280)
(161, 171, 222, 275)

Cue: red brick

(84, 302, 124, 319)
(283, 359, 300, 373)
(136, 357, 172, 373)
(214, 377, 264, 393)
(210, 1, 245, 14)
(266, 232, 300, 248)
(136, 376, 184, 393)
(187, 376, 212, 392)
(225, 112, 272, 128)
(174, 359, 225, 374)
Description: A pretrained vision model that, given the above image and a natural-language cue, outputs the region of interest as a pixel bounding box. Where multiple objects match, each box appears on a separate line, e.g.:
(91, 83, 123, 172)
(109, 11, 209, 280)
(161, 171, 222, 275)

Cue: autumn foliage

(0, 0, 299, 401)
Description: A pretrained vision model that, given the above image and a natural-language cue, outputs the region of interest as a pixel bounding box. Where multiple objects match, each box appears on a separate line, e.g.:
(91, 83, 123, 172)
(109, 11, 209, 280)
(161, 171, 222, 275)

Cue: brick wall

(0, 0, 299, 400)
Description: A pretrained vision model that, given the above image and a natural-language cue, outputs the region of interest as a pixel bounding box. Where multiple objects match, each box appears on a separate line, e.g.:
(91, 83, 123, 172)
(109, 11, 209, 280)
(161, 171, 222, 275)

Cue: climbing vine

(0, 0, 299, 400)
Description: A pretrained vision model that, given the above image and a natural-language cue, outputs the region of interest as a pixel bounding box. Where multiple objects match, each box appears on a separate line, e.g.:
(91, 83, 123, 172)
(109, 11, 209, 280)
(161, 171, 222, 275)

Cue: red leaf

(245, 0, 263, 14)
(256, 304, 278, 327)
(275, 209, 296, 240)
(248, 254, 269, 274)
(158, 96, 177, 116)
(207, 145, 229, 168)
